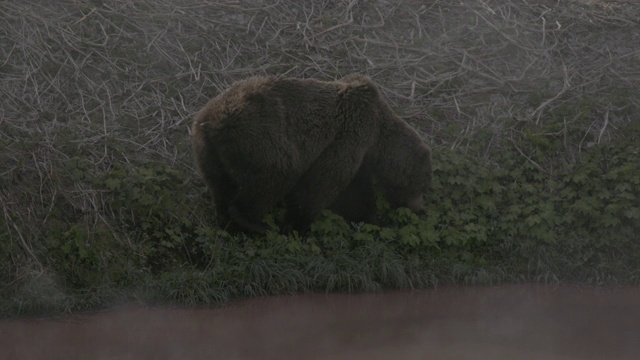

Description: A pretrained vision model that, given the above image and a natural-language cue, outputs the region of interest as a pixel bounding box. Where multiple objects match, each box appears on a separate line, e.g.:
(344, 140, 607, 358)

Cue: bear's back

(200, 77, 345, 154)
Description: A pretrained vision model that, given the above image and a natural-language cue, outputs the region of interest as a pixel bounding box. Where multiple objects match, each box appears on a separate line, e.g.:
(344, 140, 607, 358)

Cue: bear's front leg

(284, 142, 368, 234)
(330, 162, 377, 225)
(227, 163, 299, 235)
(228, 182, 282, 235)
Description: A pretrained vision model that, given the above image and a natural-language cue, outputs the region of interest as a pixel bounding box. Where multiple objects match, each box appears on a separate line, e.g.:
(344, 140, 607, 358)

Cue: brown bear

(191, 74, 431, 234)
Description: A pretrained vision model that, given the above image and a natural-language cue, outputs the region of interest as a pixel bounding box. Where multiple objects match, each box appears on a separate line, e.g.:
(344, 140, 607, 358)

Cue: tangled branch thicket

(1, 0, 639, 313)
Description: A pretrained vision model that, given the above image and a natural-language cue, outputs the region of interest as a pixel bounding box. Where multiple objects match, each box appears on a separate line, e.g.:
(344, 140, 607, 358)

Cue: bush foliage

(1, 0, 639, 316)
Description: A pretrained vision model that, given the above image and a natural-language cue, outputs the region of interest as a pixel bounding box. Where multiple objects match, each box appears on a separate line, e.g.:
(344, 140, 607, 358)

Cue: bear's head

(381, 146, 431, 213)
(374, 119, 432, 214)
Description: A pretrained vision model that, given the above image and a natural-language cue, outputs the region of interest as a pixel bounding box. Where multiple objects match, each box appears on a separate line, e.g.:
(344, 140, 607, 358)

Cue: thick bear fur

(192, 74, 432, 234)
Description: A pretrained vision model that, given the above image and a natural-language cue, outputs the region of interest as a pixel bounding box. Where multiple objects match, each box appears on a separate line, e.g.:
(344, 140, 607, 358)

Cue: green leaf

(623, 207, 640, 219)
(601, 215, 621, 227)
(105, 177, 121, 190)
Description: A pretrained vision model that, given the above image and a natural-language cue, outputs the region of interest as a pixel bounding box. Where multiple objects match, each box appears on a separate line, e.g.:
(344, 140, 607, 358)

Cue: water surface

(2, 285, 639, 359)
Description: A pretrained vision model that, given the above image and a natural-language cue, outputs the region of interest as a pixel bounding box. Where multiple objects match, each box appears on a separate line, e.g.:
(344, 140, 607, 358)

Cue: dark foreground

(2, 285, 639, 360)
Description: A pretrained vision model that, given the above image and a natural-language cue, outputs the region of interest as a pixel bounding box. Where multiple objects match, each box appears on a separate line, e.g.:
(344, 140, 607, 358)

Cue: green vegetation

(1, 0, 639, 317)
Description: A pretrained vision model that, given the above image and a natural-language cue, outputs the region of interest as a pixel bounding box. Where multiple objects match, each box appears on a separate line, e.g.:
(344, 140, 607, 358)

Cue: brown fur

(192, 74, 431, 234)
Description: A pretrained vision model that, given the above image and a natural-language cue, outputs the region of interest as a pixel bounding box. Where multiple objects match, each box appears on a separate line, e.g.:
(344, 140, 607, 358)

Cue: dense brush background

(1, 0, 639, 316)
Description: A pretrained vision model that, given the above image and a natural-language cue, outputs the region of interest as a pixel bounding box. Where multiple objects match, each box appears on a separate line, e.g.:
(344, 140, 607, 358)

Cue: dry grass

(1, 0, 639, 293)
